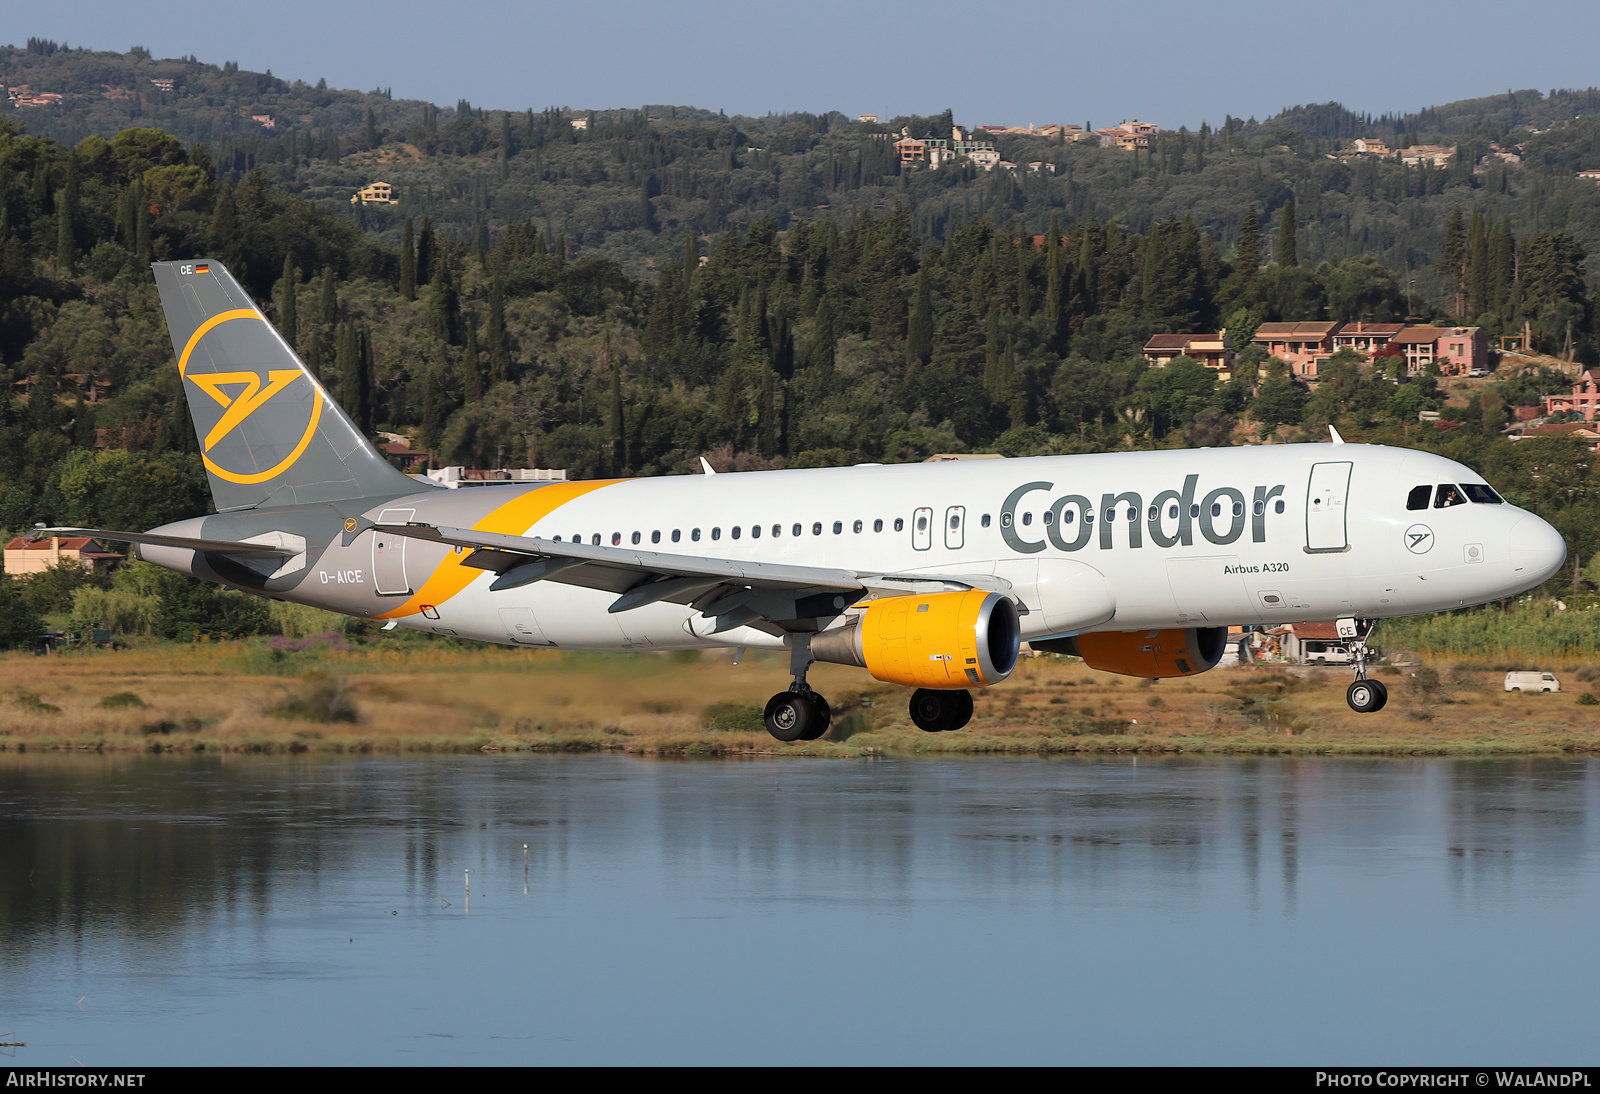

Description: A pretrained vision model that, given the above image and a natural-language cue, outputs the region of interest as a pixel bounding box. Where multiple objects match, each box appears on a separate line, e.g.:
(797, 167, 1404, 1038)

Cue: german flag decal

(194, 263, 210, 273)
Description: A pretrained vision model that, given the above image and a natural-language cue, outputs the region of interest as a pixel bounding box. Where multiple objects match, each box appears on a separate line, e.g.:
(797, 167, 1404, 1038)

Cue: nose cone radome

(1509, 515, 1567, 590)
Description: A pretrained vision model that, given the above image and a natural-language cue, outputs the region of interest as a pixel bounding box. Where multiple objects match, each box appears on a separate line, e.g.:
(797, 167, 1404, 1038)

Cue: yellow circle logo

(179, 310, 323, 485)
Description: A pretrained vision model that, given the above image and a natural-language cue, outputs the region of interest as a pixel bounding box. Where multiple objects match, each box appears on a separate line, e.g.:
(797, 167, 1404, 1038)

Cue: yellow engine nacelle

(811, 589, 1020, 689)
(1035, 627, 1227, 678)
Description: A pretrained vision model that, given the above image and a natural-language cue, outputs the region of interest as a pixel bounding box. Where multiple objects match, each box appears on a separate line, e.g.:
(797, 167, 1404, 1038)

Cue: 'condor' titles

(1000, 475, 1288, 555)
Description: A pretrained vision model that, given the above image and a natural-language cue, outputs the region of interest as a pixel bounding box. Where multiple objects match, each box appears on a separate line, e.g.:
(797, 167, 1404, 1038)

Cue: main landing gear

(909, 688, 974, 733)
(764, 638, 832, 742)
(760, 638, 977, 741)
(1339, 616, 1388, 714)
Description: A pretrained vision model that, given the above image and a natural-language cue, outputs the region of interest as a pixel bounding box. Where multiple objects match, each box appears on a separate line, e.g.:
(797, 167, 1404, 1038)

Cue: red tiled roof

(4, 536, 122, 556)
(1290, 622, 1343, 640)
(1253, 322, 1336, 337)
(1392, 326, 1447, 344)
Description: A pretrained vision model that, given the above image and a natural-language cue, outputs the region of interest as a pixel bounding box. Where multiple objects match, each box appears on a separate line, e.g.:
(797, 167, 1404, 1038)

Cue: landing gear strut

(763, 637, 832, 742)
(1339, 616, 1388, 713)
(909, 688, 974, 733)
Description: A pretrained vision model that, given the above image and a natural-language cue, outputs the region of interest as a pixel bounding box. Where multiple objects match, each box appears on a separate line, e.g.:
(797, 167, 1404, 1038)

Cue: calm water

(2, 753, 1598, 1066)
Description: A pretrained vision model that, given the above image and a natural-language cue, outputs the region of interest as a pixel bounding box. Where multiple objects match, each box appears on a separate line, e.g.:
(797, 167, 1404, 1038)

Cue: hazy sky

(17, 0, 1600, 129)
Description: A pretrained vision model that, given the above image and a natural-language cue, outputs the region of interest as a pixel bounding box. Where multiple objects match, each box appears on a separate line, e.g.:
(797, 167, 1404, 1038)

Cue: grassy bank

(5, 637, 1599, 757)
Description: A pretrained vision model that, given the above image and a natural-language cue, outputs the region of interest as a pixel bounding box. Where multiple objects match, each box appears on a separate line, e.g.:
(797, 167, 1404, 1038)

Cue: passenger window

(1022, 512, 1033, 526)
(751, 525, 760, 538)
(1189, 505, 1200, 518)
(1042, 510, 1054, 526)
(773, 524, 782, 537)
(1274, 500, 1285, 514)
(1253, 500, 1264, 516)
(712, 527, 722, 540)
(652, 531, 661, 544)
(833, 521, 842, 534)
(1434, 484, 1467, 508)
(894, 518, 904, 532)
(1062, 508, 1075, 524)
(1231, 502, 1243, 517)
(813, 522, 823, 536)
(1407, 485, 1431, 511)
(672, 530, 681, 542)
(874, 519, 884, 532)
(1147, 506, 1158, 521)
(853, 520, 863, 533)
(1210, 503, 1222, 518)
(1102, 508, 1113, 523)
(981, 514, 991, 528)
(591, 534, 601, 546)
(612, 533, 622, 545)
(1127, 508, 1138, 522)
(730, 526, 740, 540)
(631, 532, 640, 545)
(792, 524, 802, 537)
(553, 535, 562, 542)
(692, 529, 701, 542)
(1168, 504, 1179, 519)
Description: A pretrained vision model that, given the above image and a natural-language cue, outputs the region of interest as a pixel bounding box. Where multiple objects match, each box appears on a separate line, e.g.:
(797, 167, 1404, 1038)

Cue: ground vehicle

(1303, 641, 1353, 664)
(1504, 671, 1560, 692)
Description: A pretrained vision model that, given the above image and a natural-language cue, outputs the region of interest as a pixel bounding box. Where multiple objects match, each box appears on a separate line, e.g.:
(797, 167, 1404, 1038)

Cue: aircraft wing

(28, 526, 299, 559)
(371, 522, 1009, 634)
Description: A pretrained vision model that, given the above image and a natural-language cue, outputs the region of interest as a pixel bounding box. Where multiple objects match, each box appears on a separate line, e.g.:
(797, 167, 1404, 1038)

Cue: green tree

(1276, 200, 1297, 267)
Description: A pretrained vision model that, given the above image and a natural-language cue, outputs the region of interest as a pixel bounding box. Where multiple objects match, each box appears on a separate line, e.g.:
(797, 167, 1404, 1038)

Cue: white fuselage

(235, 442, 1560, 652)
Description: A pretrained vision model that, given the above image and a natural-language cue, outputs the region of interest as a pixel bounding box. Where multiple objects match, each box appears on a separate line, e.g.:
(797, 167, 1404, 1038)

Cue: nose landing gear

(1338, 616, 1388, 713)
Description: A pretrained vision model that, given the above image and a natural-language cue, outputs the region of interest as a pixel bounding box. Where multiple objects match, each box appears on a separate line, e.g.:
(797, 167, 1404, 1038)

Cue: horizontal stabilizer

(29, 527, 298, 559)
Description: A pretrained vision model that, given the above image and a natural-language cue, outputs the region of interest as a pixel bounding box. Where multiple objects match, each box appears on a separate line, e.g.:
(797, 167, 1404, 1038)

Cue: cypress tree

(429, 259, 459, 344)
(1236, 205, 1261, 283)
(134, 188, 151, 265)
(1488, 216, 1515, 316)
(357, 327, 374, 435)
(399, 217, 416, 300)
(336, 321, 359, 417)
(1276, 200, 1297, 266)
(907, 267, 934, 367)
(462, 321, 484, 402)
(487, 279, 509, 385)
(1466, 210, 1490, 316)
(415, 215, 434, 286)
(606, 336, 625, 474)
(1437, 208, 1467, 316)
(210, 182, 241, 266)
(55, 161, 80, 272)
(275, 255, 298, 350)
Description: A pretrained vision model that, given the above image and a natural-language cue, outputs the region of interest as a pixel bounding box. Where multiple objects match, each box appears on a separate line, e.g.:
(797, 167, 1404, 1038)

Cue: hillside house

(1399, 144, 1455, 168)
(1251, 322, 1338, 378)
(1331, 321, 1405, 355)
(351, 182, 398, 205)
(1541, 370, 1600, 421)
(1143, 332, 1235, 379)
(1512, 422, 1600, 453)
(4, 536, 123, 576)
(1578, 169, 1600, 184)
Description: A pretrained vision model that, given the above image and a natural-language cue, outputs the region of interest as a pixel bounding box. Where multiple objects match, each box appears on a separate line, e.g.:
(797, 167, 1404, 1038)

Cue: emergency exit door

(372, 508, 415, 595)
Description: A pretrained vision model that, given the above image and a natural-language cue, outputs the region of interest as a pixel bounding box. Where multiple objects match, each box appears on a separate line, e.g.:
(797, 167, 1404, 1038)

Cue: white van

(1504, 671, 1560, 693)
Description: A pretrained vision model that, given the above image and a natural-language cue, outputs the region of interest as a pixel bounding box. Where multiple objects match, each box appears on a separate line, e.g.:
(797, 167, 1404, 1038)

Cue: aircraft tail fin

(151, 259, 424, 511)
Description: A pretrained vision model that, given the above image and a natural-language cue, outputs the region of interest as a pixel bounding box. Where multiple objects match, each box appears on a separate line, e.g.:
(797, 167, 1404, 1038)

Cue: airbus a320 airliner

(35, 261, 1567, 740)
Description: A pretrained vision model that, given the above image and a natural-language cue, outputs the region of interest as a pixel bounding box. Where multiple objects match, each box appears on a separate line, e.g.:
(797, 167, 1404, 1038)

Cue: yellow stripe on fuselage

(372, 479, 625, 619)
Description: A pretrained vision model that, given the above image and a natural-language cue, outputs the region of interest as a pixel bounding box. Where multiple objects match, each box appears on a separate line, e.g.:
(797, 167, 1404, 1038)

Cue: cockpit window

(1406, 485, 1431, 511)
(1434, 484, 1467, 508)
(1461, 483, 1503, 504)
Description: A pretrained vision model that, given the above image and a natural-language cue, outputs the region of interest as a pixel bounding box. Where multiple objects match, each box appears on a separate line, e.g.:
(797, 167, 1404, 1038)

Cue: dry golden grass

(2, 641, 1598, 757)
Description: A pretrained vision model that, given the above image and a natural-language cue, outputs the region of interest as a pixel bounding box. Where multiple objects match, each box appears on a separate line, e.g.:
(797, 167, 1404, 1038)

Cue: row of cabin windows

(1406, 483, 1504, 510)
(554, 518, 912, 546)
(1000, 499, 1286, 528)
(547, 499, 1290, 547)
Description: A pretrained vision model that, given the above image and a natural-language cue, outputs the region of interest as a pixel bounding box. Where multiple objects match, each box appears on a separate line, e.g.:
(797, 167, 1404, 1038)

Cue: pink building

(1251, 322, 1337, 377)
(1542, 371, 1600, 421)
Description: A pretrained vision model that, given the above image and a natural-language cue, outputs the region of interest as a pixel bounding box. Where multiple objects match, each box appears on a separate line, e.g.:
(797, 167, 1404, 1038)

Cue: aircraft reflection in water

(37, 261, 1565, 738)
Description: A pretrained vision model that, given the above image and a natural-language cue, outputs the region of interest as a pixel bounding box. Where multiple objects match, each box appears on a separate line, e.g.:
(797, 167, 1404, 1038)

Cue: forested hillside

(4, 39, 1600, 643)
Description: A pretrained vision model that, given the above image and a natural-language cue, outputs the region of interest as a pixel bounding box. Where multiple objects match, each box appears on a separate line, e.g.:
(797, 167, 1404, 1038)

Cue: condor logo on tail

(179, 309, 323, 485)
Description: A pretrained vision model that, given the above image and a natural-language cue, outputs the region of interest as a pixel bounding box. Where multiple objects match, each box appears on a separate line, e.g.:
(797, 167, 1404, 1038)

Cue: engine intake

(812, 589, 1020, 689)
(1033, 626, 1227, 678)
